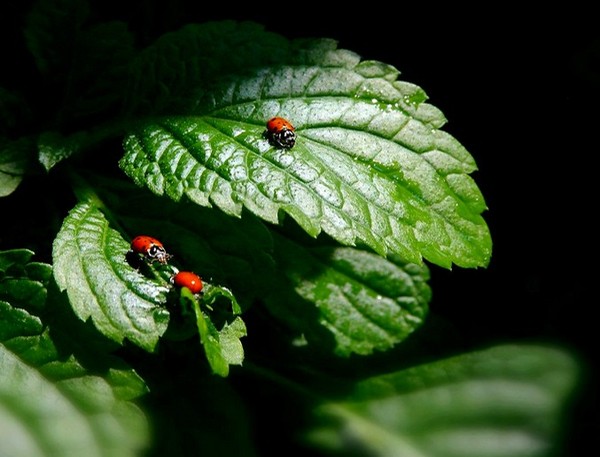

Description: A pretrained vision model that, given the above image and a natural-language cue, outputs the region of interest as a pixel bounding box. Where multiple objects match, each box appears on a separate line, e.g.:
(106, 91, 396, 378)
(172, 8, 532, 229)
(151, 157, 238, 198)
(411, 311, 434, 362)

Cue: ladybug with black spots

(263, 116, 296, 149)
(171, 271, 204, 295)
(130, 235, 172, 265)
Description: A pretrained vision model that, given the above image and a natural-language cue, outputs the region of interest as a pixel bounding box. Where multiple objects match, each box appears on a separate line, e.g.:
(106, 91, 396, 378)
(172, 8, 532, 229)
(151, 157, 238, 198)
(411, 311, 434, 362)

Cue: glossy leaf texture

(0, 248, 149, 457)
(265, 240, 430, 356)
(120, 37, 491, 269)
(305, 344, 581, 457)
(52, 202, 170, 352)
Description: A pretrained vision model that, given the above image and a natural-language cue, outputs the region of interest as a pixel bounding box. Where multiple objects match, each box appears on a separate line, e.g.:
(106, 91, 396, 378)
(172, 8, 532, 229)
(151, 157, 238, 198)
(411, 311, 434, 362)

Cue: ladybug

(263, 116, 296, 149)
(171, 271, 203, 294)
(130, 235, 172, 265)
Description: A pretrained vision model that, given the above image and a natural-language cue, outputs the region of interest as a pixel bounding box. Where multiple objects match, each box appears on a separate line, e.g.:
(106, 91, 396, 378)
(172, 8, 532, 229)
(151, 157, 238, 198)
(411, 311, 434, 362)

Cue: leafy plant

(0, 1, 582, 456)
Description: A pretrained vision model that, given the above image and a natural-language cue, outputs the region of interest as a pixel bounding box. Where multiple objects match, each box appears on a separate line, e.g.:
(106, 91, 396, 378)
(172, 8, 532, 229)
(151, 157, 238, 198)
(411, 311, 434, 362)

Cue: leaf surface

(121, 35, 491, 269)
(52, 202, 170, 351)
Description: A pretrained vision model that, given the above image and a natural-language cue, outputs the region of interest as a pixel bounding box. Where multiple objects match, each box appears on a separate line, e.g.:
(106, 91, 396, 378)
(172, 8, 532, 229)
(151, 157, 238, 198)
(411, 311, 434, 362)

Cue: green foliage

(121, 60, 490, 269)
(52, 202, 171, 351)
(0, 2, 581, 456)
(0, 249, 149, 457)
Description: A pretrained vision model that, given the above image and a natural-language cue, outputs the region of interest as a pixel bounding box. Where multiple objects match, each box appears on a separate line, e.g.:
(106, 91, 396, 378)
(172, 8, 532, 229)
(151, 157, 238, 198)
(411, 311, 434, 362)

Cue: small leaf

(0, 137, 37, 197)
(121, 50, 491, 269)
(202, 283, 242, 315)
(265, 238, 430, 357)
(38, 130, 90, 171)
(218, 316, 247, 366)
(52, 202, 170, 351)
(306, 344, 581, 457)
(0, 249, 52, 315)
(0, 248, 35, 273)
(184, 288, 247, 377)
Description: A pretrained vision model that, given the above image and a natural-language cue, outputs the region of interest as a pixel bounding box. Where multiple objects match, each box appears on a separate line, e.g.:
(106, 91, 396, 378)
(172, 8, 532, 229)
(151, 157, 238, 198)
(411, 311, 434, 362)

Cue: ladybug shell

(172, 271, 203, 294)
(130, 235, 170, 264)
(266, 117, 295, 134)
(264, 117, 296, 149)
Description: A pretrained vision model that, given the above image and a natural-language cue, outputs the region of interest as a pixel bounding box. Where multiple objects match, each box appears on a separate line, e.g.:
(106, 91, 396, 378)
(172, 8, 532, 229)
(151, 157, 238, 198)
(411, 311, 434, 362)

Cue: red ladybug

(171, 271, 203, 294)
(130, 235, 172, 264)
(264, 116, 296, 149)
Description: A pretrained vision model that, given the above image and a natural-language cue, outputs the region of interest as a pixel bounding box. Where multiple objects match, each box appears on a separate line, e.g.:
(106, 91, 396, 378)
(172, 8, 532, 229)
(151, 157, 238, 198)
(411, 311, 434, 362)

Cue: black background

(3, 2, 598, 455)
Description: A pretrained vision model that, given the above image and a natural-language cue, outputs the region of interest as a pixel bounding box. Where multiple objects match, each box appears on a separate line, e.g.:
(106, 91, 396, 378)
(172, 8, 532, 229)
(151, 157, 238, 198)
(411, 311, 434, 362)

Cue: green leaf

(217, 315, 247, 366)
(305, 344, 580, 457)
(38, 130, 90, 171)
(265, 239, 430, 356)
(52, 202, 170, 351)
(185, 288, 247, 377)
(0, 248, 53, 317)
(201, 283, 242, 315)
(0, 249, 150, 457)
(0, 137, 37, 197)
(120, 41, 491, 269)
(0, 248, 35, 273)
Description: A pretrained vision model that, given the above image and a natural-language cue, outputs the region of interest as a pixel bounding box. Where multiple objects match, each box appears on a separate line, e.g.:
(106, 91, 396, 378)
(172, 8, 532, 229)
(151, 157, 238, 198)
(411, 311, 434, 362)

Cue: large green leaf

(305, 344, 580, 457)
(52, 202, 170, 351)
(120, 35, 490, 269)
(0, 248, 149, 457)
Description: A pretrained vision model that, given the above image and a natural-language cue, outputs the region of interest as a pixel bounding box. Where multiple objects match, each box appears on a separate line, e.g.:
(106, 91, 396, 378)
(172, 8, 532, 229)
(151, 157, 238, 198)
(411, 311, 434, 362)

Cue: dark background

(3, 2, 598, 455)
